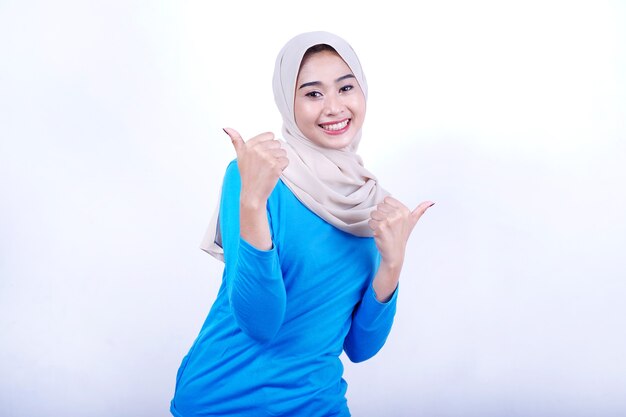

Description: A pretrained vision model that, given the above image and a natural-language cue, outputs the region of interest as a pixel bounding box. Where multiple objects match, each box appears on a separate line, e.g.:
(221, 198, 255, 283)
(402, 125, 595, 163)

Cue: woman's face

(294, 51, 366, 150)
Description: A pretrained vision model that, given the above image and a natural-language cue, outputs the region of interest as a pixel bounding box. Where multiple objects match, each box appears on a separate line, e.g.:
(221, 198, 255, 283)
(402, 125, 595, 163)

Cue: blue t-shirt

(171, 161, 398, 417)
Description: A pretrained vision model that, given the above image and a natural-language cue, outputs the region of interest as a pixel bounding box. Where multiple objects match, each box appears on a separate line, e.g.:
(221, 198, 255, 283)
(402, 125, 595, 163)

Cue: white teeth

(321, 120, 349, 131)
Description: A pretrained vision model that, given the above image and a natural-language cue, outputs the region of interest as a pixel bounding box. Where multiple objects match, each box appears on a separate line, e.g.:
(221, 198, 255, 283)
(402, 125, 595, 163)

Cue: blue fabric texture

(171, 161, 398, 417)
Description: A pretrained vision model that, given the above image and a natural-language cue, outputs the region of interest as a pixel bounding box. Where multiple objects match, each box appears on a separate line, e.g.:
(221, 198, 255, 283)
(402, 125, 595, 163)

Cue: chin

(320, 137, 353, 150)
(313, 131, 356, 150)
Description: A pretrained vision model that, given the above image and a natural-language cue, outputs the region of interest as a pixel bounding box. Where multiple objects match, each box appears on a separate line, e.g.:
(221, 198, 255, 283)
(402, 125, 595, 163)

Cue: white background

(1, 1, 625, 416)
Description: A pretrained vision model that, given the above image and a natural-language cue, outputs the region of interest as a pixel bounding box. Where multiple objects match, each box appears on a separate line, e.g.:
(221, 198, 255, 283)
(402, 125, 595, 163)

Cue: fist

(369, 197, 434, 268)
(223, 127, 289, 206)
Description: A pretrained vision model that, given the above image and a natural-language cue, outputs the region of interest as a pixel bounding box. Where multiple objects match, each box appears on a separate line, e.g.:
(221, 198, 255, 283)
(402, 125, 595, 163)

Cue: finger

(383, 196, 402, 208)
(276, 156, 289, 170)
(368, 219, 380, 231)
(376, 202, 394, 214)
(256, 139, 283, 150)
(410, 201, 435, 223)
(268, 148, 287, 158)
(370, 210, 386, 221)
(247, 132, 275, 145)
(223, 127, 244, 154)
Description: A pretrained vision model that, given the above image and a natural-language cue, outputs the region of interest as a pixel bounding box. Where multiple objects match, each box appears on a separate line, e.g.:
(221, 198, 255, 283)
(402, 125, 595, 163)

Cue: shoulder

(222, 159, 240, 185)
(224, 158, 239, 177)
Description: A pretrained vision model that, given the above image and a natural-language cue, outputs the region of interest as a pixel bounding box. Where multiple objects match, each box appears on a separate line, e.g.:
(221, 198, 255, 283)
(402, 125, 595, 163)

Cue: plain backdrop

(1, 1, 625, 416)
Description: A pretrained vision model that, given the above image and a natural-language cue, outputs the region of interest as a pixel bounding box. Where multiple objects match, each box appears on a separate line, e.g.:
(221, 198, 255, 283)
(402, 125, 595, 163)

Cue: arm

(370, 197, 434, 301)
(344, 197, 434, 362)
(224, 127, 288, 250)
(343, 277, 398, 363)
(219, 128, 289, 343)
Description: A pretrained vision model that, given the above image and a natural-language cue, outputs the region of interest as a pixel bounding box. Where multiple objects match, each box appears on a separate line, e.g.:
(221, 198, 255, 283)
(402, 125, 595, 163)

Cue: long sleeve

(343, 283, 398, 363)
(174, 169, 396, 415)
(219, 161, 287, 342)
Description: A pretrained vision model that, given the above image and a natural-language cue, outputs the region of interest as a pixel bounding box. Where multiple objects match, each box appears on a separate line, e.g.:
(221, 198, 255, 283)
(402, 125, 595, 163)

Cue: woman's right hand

(223, 128, 289, 208)
(223, 128, 289, 250)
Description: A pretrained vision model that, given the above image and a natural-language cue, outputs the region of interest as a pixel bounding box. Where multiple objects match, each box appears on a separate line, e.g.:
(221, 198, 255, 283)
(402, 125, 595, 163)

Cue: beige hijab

(202, 31, 389, 261)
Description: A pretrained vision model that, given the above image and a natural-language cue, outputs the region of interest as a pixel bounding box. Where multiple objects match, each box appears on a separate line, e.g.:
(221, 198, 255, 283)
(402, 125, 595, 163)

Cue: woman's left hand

(369, 197, 434, 270)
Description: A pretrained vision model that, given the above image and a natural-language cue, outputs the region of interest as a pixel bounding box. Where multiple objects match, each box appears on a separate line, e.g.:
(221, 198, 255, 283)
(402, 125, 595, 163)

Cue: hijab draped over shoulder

(202, 31, 389, 261)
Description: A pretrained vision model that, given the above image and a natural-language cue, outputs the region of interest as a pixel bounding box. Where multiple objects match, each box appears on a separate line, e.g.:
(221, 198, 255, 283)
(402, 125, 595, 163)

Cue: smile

(319, 119, 350, 134)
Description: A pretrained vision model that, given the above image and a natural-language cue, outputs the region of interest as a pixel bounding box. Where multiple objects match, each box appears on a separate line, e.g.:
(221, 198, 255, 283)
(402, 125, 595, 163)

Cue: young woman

(171, 31, 433, 417)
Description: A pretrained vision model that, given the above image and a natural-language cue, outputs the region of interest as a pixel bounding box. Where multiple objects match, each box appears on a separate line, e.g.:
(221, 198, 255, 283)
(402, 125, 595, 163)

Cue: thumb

(410, 201, 435, 224)
(223, 127, 244, 154)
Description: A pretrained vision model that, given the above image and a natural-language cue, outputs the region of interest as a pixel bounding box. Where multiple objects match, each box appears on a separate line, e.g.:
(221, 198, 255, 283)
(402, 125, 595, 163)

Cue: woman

(171, 31, 433, 417)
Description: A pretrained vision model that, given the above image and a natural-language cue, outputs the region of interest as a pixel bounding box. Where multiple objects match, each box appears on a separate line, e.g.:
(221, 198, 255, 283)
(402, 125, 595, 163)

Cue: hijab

(201, 31, 389, 261)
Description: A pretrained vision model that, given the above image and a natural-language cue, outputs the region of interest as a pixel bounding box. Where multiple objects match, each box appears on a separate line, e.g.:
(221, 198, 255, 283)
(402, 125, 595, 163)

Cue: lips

(319, 118, 350, 134)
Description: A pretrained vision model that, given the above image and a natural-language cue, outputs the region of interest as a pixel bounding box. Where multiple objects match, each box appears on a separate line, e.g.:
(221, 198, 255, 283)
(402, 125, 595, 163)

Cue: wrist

(240, 191, 266, 212)
(373, 259, 403, 302)
(239, 196, 272, 251)
(378, 257, 404, 277)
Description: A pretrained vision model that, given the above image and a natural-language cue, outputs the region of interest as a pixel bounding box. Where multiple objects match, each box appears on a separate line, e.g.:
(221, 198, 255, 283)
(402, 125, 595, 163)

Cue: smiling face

(294, 50, 366, 150)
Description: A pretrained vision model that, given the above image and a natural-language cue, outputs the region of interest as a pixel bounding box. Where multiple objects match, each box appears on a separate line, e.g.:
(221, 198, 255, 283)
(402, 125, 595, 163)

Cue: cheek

(293, 103, 304, 128)
(295, 102, 318, 125)
(346, 94, 365, 114)
(294, 107, 310, 134)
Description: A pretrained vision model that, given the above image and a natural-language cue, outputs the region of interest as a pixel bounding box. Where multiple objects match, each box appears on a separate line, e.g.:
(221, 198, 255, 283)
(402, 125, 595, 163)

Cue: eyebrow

(298, 74, 356, 90)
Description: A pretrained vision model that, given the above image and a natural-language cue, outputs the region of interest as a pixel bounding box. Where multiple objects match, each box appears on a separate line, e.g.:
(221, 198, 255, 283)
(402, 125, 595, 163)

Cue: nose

(324, 93, 344, 116)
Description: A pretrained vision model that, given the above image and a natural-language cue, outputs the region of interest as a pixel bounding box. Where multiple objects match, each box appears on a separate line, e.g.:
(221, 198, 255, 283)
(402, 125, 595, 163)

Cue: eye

(305, 91, 322, 98)
(340, 84, 354, 93)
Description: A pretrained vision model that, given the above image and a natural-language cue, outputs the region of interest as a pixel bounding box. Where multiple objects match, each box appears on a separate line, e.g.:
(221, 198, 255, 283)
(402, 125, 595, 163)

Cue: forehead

(297, 51, 353, 81)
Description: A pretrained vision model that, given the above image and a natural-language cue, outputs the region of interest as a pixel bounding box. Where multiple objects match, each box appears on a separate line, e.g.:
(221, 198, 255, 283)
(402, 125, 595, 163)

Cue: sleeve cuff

(356, 283, 399, 325)
(239, 237, 276, 258)
(236, 237, 281, 282)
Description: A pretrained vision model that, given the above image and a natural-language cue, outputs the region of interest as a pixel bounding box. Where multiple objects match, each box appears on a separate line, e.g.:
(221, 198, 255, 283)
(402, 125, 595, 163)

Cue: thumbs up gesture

(223, 128, 289, 208)
(369, 197, 434, 270)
